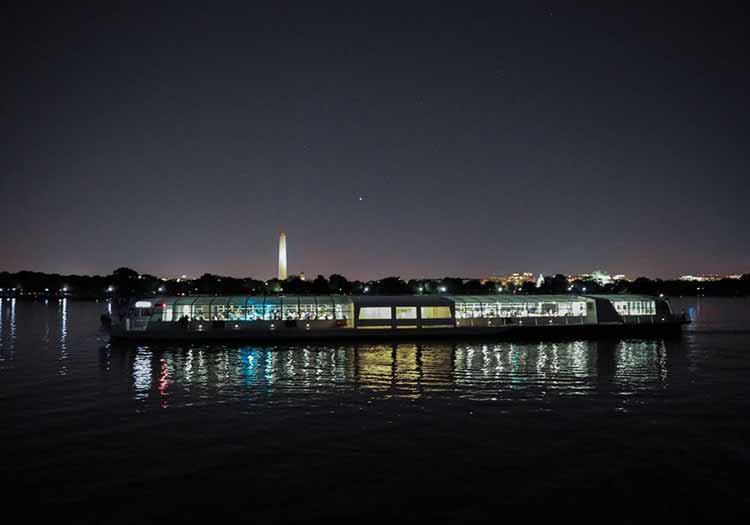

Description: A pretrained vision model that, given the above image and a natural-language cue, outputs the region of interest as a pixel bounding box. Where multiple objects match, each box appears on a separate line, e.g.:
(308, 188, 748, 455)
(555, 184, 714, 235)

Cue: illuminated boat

(107, 294, 689, 341)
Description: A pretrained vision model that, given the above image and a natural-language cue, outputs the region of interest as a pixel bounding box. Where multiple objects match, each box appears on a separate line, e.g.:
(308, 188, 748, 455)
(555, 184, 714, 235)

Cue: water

(2, 298, 750, 522)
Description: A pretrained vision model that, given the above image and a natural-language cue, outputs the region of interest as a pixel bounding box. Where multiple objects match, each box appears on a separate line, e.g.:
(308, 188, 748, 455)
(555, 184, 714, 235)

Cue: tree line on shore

(1, 268, 749, 299)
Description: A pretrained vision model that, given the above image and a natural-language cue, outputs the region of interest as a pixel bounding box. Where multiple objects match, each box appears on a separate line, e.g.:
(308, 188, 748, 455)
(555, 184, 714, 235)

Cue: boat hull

(109, 321, 687, 343)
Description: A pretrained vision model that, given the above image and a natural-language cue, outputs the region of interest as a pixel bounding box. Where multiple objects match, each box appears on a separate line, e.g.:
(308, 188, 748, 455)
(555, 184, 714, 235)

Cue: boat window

(612, 300, 655, 316)
(193, 305, 208, 320)
(317, 303, 335, 320)
(212, 304, 228, 320)
(334, 304, 351, 321)
(420, 306, 451, 319)
(282, 300, 300, 320)
(395, 307, 417, 319)
(300, 303, 316, 320)
(540, 303, 558, 315)
(359, 307, 392, 320)
(264, 303, 281, 320)
(454, 298, 588, 319)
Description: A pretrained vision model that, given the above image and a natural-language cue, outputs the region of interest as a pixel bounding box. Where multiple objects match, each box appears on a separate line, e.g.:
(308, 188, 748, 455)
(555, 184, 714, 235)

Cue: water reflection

(614, 340, 668, 387)
(0, 299, 18, 368)
(133, 347, 152, 400)
(59, 298, 68, 376)
(106, 339, 687, 405)
(2, 299, 18, 363)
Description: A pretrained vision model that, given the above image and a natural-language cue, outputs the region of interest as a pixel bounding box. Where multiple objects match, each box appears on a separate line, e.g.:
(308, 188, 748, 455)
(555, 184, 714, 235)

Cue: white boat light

(135, 301, 152, 308)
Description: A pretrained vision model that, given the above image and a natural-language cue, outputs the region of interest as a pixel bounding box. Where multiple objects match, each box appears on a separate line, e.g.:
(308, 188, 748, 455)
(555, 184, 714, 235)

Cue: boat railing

(458, 316, 588, 327)
(517, 316, 586, 327)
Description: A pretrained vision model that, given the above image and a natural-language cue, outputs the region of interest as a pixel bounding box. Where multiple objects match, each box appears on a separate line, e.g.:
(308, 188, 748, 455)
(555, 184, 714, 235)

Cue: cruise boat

(107, 294, 689, 341)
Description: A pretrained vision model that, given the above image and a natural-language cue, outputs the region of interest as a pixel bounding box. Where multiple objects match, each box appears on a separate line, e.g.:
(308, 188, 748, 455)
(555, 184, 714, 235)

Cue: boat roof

(148, 295, 355, 306)
(585, 294, 661, 302)
(449, 294, 588, 303)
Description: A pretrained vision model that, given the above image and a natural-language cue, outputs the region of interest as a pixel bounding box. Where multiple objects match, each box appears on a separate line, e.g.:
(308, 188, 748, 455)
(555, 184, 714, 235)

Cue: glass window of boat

(501, 303, 527, 317)
(420, 306, 452, 319)
(225, 296, 246, 320)
(452, 296, 589, 320)
(317, 297, 335, 320)
(281, 297, 300, 320)
(332, 296, 353, 321)
(244, 297, 265, 321)
(190, 297, 214, 321)
(299, 296, 317, 320)
(173, 297, 197, 320)
(612, 301, 627, 316)
(614, 300, 655, 316)
(157, 298, 177, 321)
(264, 297, 281, 320)
(557, 301, 587, 316)
(540, 302, 558, 315)
(455, 297, 479, 318)
(359, 307, 392, 320)
(482, 302, 500, 317)
(455, 302, 481, 318)
(212, 304, 229, 320)
(395, 307, 416, 319)
(456, 303, 467, 318)
(335, 304, 351, 320)
(525, 302, 542, 316)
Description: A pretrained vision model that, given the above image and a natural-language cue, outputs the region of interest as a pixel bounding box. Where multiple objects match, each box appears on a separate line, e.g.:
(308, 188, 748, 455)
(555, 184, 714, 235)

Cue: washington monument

(278, 232, 287, 280)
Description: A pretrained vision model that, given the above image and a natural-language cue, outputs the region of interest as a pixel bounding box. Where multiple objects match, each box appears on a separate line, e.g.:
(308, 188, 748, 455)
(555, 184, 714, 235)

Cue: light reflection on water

(58, 298, 68, 376)
(3, 299, 748, 411)
(2, 300, 749, 522)
(105, 337, 689, 407)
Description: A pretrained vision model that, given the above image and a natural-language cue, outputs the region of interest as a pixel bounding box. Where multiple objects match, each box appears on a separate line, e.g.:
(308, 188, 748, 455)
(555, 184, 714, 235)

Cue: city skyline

(2, 4, 748, 279)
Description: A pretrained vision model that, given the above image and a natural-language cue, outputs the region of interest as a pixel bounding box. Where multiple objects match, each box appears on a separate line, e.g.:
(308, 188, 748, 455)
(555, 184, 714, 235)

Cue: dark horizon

(1, 265, 748, 284)
(2, 3, 748, 279)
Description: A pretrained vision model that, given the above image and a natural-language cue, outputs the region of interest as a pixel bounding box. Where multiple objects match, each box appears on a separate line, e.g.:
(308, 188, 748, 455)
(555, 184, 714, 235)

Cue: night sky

(2, 2, 748, 280)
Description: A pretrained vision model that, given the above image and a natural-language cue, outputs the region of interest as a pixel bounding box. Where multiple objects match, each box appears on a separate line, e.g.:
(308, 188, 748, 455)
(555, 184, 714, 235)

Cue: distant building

(678, 274, 740, 282)
(591, 270, 612, 285)
(483, 272, 534, 287)
(536, 273, 545, 288)
(568, 271, 625, 285)
(278, 232, 287, 280)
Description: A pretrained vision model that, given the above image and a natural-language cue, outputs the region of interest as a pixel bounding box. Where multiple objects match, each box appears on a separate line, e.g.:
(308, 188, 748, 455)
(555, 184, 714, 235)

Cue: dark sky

(2, 2, 748, 279)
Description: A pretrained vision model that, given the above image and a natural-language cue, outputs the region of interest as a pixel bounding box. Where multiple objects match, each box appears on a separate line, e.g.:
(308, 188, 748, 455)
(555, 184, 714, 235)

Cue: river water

(2, 297, 749, 522)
